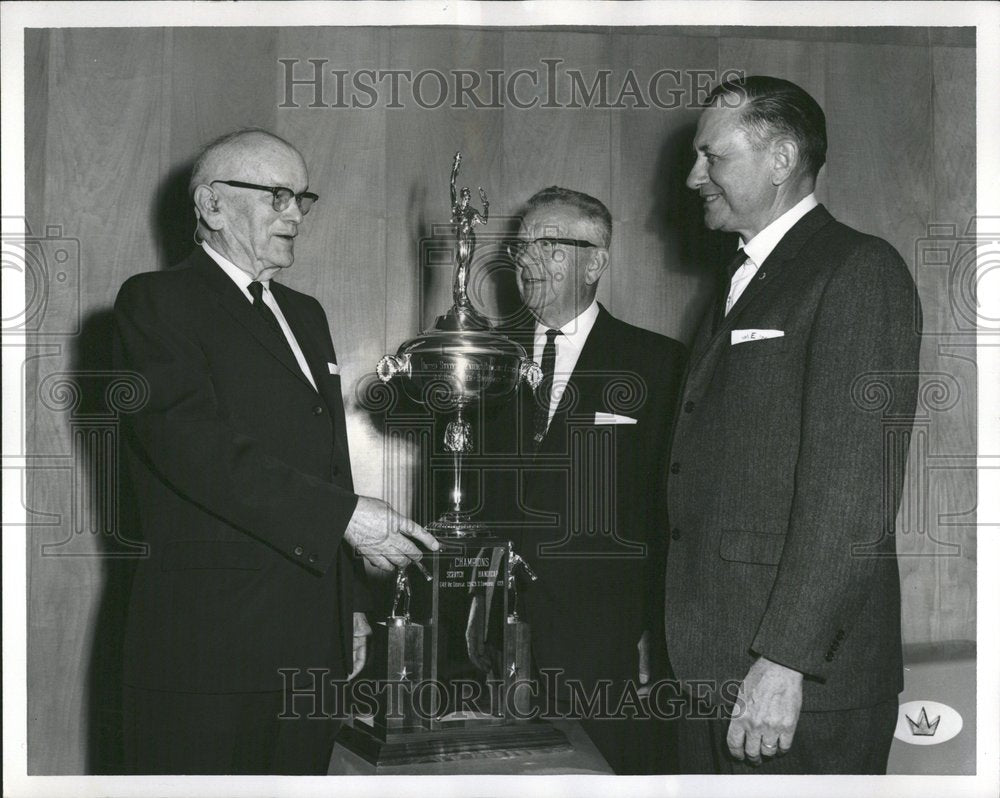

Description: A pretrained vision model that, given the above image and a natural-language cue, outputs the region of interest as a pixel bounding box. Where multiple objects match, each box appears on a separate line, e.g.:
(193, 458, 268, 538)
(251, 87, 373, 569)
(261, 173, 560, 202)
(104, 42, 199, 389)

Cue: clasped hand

(343, 496, 439, 571)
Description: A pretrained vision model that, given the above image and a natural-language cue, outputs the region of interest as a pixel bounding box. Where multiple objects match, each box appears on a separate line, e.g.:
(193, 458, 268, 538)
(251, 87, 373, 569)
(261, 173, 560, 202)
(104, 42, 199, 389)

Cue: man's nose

(686, 158, 706, 190)
(283, 202, 304, 223)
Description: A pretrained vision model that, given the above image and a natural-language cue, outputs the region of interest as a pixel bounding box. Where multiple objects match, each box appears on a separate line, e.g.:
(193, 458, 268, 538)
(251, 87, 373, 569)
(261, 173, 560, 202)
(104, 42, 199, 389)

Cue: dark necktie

(713, 247, 747, 334)
(533, 328, 561, 448)
(248, 280, 285, 337)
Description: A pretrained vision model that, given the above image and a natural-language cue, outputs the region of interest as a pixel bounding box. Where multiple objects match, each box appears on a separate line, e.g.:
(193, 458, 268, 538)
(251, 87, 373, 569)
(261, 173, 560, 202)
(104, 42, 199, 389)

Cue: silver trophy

(341, 154, 567, 766)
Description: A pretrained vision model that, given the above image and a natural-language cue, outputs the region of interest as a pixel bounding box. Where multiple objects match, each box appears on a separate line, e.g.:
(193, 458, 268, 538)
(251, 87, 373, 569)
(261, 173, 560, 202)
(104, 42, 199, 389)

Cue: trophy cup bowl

(377, 329, 538, 409)
(377, 329, 540, 538)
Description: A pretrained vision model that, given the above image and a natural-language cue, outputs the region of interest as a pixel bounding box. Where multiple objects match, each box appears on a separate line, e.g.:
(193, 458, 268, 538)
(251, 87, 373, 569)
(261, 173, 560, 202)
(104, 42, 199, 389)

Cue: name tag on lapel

(731, 329, 784, 345)
(328, 362, 340, 375)
(593, 412, 637, 425)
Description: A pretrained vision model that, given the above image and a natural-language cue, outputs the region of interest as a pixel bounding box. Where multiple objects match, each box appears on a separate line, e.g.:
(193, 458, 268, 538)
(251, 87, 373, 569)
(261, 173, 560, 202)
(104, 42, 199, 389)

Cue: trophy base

(427, 511, 489, 539)
(337, 720, 571, 767)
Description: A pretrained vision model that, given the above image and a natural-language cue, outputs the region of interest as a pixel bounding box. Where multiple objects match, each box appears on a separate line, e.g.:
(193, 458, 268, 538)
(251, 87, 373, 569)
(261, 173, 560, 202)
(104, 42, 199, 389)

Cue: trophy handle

(376, 352, 411, 383)
(519, 359, 542, 390)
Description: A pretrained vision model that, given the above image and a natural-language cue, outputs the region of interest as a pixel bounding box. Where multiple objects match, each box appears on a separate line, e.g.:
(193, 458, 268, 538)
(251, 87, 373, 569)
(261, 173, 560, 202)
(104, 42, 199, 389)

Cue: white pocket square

(731, 329, 785, 345)
(327, 362, 340, 375)
(594, 412, 637, 425)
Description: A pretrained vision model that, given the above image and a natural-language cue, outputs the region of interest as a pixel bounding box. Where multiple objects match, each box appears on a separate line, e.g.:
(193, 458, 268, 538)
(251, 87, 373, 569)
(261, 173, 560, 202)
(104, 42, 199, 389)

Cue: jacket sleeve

(749, 239, 921, 680)
(113, 275, 359, 575)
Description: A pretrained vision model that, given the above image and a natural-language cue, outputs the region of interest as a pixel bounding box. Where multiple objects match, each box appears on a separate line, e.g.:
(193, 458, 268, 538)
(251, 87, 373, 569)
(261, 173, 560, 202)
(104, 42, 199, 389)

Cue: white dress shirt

(532, 299, 600, 429)
(202, 242, 317, 391)
(725, 193, 818, 315)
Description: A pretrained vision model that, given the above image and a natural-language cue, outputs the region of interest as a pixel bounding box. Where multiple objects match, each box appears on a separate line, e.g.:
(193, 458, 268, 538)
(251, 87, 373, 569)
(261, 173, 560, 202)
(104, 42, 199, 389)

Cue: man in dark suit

(113, 129, 438, 774)
(477, 187, 686, 773)
(664, 76, 922, 774)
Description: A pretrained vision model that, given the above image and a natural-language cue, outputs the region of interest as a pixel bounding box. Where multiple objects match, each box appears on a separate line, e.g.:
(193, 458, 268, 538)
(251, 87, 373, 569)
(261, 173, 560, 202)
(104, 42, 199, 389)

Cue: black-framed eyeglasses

(506, 237, 600, 260)
(211, 180, 319, 214)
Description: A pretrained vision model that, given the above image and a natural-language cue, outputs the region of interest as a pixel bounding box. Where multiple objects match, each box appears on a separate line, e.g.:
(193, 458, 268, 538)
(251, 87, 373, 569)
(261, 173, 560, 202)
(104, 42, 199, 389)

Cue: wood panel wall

(23, 26, 976, 773)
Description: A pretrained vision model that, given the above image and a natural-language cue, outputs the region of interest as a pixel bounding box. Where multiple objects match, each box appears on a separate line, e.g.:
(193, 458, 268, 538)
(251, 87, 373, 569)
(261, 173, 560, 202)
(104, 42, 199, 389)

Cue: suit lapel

(535, 306, 611, 455)
(192, 251, 315, 392)
(555, 306, 610, 417)
(270, 283, 327, 398)
(687, 205, 834, 375)
(273, 283, 354, 476)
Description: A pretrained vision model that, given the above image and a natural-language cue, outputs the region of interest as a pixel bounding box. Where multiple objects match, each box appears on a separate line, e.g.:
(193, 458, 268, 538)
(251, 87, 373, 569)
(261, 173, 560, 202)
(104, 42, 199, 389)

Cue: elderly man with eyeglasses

(480, 186, 687, 773)
(113, 128, 438, 774)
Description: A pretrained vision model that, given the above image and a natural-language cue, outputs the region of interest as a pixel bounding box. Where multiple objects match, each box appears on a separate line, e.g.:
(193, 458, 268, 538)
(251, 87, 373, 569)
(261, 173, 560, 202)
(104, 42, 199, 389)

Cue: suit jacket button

(683, 401, 695, 413)
(313, 405, 325, 415)
(670, 528, 681, 541)
(294, 546, 304, 556)
(308, 554, 317, 564)
(670, 462, 681, 474)
(825, 653, 834, 662)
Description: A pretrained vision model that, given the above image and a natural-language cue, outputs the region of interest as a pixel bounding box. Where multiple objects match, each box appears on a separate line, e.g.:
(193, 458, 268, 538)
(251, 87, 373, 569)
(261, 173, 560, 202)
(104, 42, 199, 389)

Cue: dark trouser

(537, 678, 678, 775)
(123, 685, 341, 775)
(676, 697, 898, 775)
(581, 713, 678, 775)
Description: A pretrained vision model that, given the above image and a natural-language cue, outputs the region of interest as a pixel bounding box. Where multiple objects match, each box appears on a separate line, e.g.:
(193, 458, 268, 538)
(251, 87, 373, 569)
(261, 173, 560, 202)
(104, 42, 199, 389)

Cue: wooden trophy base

(337, 720, 571, 767)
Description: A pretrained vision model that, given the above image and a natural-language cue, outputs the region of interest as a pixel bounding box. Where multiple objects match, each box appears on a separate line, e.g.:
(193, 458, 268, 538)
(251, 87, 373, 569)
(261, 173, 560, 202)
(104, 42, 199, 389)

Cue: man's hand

(727, 656, 803, 764)
(637, 630, 652, 697)
(348, 612, 372, 680)
(343, 496, 439, 572)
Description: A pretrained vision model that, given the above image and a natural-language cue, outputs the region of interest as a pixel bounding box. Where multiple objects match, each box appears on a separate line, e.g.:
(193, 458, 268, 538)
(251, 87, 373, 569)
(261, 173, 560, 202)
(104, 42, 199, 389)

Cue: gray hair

(707, 76, 827, 180)
(523, 186, 612, 247)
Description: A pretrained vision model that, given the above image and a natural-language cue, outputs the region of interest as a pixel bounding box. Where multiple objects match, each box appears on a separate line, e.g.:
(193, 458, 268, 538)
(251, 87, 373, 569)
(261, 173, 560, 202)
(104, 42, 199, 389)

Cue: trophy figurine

(341, 153, 569, 766)
(443, 151, 490, 331)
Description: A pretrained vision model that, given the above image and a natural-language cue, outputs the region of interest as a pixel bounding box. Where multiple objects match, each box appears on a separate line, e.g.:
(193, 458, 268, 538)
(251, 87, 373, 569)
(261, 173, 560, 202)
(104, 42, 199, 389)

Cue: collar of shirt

(532, 298, 600, 364)
(201, 242, 269, 302)
(740, 193, 818, 269)
(200, 243, 317, 391)
(532, 300, 600, 425)
(725, 193, 818, 316)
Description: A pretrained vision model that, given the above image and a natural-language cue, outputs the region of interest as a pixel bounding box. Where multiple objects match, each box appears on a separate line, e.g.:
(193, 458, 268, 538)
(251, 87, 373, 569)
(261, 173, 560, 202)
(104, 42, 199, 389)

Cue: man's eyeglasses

(211, 180, 319, 214)
(506, 237, 600, 260)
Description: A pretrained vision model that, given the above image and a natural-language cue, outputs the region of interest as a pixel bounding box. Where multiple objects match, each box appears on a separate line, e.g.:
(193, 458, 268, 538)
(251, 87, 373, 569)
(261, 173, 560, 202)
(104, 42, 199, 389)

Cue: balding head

(189, 129, 304, 198)
(189, 128, 311, 281)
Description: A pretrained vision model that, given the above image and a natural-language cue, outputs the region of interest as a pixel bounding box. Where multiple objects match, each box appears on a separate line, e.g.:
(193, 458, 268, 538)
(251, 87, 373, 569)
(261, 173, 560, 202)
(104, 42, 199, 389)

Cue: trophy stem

(428, 406, 487, 538)
(451, 449, 463, 513)
(443, 406, 473, 514)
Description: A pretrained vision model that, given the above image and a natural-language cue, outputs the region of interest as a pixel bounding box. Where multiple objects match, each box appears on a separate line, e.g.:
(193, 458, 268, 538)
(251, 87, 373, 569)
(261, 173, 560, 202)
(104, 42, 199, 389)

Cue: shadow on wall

(80, 162, 195, 773)
(152, 159, 197, 270)
(70, 310, 138, 775)
(647, 118, 735, 344)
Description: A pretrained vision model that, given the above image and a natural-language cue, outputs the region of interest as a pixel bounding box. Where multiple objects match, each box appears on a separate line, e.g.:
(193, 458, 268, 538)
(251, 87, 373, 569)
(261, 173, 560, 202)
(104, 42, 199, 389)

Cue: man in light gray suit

(663, 76, 921, 774)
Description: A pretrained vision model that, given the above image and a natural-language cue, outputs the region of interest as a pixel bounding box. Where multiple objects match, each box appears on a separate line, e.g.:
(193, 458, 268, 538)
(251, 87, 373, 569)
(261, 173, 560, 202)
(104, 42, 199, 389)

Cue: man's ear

(770, 139, 800, 186)
(584, 248, 610, 286)
(192, 185, 224, 231)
